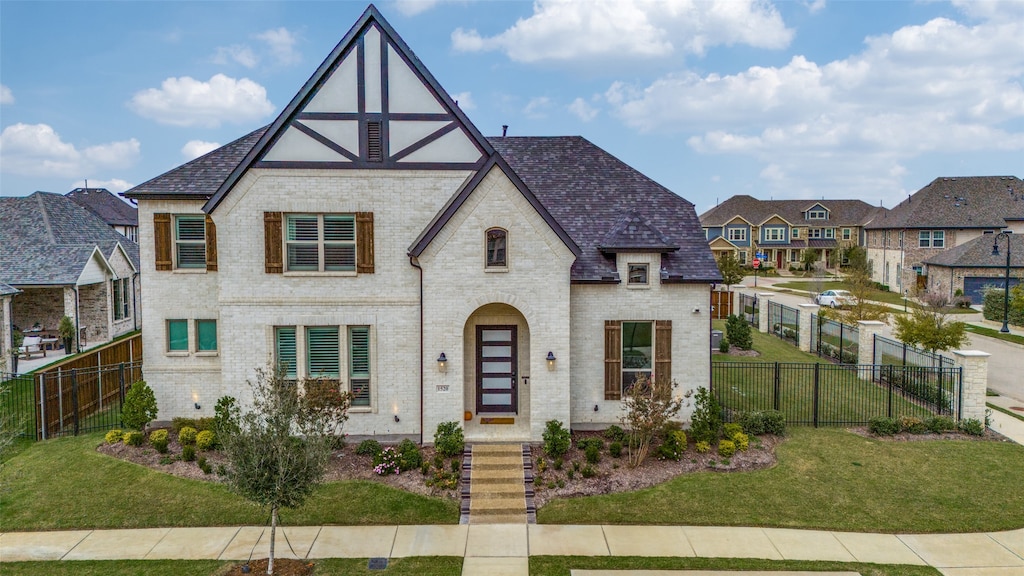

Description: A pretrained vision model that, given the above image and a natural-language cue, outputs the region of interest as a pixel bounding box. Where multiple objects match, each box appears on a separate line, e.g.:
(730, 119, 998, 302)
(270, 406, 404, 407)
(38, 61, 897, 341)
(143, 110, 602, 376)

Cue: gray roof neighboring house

(924, 233, 1024, 269)
(0, 192, 140, 286)
(0, 282, 19, 296)
(700, 195, 882, 228)
(866, 176, 1024, 230)
(66, 187, 138, 227)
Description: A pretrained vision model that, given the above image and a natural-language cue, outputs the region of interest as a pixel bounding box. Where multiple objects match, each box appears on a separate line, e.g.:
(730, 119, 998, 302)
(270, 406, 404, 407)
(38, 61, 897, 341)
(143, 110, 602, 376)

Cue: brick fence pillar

(951, 350, 990, 423)
(797, 304, 819, 352)
(856, 321, 885, 366)
(757, 293, 773, 334)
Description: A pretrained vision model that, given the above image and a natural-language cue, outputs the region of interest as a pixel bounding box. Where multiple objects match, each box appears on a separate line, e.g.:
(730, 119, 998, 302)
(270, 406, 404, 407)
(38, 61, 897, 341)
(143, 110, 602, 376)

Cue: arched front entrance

(463, 303, 531, 441)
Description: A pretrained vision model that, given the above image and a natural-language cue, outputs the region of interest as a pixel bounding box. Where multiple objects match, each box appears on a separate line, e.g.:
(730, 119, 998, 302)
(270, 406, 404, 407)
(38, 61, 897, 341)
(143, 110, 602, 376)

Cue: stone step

(470, 514, 528, 524)
(463, 443, 532, 525)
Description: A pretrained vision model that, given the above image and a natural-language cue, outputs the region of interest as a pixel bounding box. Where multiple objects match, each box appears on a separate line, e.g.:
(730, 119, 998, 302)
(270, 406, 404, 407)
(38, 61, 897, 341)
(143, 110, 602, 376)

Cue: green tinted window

(197, 320, 217, 351)
(168, 320, 188, 351)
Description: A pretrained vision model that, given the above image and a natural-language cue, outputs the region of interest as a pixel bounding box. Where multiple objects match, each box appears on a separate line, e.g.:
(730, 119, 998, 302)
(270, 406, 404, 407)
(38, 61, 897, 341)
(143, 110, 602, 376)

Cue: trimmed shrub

(731, 432, 750, 451)
(577, 437, 604, 452)
(397, 438, 423, 472)
(584, 444, 601, 464)
(868, 416, 900, 436)
(695, 440, 711, 454)
(121, 380, 158, 431)
(689, 387, 723, 444)
(723, 423, 743, 439)
(123, 431, 144, 447)
(738, 410, 786, 436)
(925, 416, 956, 434)
(150, 429, 169, 454)
(355, 439, 382, 457)
(580, 464, 597, 478)
(105, 429, 123, 445)
(542, 419, 571, 458)
(718, 337, 730, 353)
(717, 439, 737, 457)
(197, 456, 212, 475)
(182, 444, 196, 462)
(373, 446, 400, 475)
(898, 416, 926, 434)
(196, 430, 217, 451)
(434, 421, 465, 458)
(214, 395, 240, 435)
(172, 417, 217, 433)
(959, 418, 985, 436)
(725, 314, 753, 350)
(603, 425, 627, 443)
(609, 441, 623, 458)
(656, 430, 687, 461)
(178, 426, 198, 446)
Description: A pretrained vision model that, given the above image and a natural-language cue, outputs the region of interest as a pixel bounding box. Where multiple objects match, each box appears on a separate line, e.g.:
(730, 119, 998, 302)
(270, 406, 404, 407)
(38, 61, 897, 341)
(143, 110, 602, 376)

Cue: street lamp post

(991, 232, 1012, 333)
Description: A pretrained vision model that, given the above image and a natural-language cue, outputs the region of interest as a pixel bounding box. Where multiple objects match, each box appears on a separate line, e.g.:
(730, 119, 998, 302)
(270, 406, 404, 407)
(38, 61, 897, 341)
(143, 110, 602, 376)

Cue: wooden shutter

(154, 213, 172, 271)
(264, 212, 283, 273)
(204, 215, 218, 271)
(655, 320, 672, 394)
(356, 212, 374, 274)
(604, 320, 622, 400)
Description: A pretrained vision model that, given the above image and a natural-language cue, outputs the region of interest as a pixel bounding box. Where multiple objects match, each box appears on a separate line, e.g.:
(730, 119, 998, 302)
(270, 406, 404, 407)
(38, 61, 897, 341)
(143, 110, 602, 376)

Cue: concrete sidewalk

(2, 524, 1022, 576)
(987, 394, 1024, 445)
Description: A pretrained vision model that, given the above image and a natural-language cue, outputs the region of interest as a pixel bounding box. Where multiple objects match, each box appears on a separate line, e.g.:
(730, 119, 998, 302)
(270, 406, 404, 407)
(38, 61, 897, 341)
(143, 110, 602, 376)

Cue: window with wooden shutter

(175, 215, 207, 268)
(654, 320, 671, 392)
(264, 212, 283, 273)
(154, 213, 172, 271)
(205, 215, 218, 271)
(356, 212, 374, 274)
(349, 326, 370, 407)
(604, 320, 622, 400)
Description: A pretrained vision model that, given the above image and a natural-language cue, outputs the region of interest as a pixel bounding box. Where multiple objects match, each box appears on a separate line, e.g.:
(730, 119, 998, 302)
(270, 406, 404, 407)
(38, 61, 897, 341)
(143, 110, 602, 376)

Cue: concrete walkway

(2, 524, 1022, 575)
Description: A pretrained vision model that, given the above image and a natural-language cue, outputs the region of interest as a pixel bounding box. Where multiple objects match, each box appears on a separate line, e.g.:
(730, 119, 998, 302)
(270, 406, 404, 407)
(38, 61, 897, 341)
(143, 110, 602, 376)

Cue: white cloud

(71, 178, 134, 194)
(255, 27, 300, 66)
(523, 97, 553, 119)
(804, 0, 826, 14)
(568, 97, 599, 122)
(452, 0, 791, 64)
(450, 91, 476, 110)
(0, 84, 13, 105)
(129, 74, 275, 128)
(0, 123, 140, 178)
(182, 140, 220, 160)
(213, 45, 258, 68)
(393, 0, 441, 16)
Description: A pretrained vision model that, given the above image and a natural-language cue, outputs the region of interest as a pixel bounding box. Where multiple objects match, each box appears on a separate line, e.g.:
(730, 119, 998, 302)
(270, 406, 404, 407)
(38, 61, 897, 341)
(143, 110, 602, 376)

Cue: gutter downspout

(73, 285, 81, 353)
(132, 273, 139, 332)
(409, 255, 424, 445)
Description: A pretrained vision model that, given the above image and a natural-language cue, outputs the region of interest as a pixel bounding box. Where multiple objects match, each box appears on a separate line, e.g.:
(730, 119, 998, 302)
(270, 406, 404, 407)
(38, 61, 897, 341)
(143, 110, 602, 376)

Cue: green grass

(965, 323, 1024, 345)
(530, 556, 940, 576)
(0, 433, 459, 531)
(989, 403, 1024, 423)
(771, 280, 976, 314)
(714, 320, 828, 364)
(537, 427, 1024, 533)
(0, 558, 464, 576)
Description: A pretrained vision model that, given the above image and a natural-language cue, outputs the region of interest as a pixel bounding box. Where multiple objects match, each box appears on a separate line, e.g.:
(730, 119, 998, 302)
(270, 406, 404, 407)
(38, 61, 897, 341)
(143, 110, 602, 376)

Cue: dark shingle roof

(866, 176, 1024, 230)
(66, 187, 138, 226)
(124, 126, 269, 199)
(0, 192, 140, 285)
(491, 136, 720, 283)
(0, 282, 19, 296)
(924, 233, 1024, 269)
(700, 195, 882, 227)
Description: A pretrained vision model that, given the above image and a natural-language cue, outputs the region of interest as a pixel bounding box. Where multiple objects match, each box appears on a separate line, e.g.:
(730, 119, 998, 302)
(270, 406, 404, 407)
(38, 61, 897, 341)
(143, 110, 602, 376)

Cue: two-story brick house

(124, 6, 720, 443)
(700, 196, 881, 270)
(864, 176, 1024, 296)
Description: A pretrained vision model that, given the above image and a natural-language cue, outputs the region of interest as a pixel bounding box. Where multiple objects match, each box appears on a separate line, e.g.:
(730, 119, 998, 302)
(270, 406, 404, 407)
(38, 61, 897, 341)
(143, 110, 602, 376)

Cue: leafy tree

(725, 314, 752, 350)
(220, 368, 350, 575)
(620, 374, 685, 468)
(716, 252, 744, 292)
(893, 291, 969, 356)
(800, 249, 820, 272)
(121, 380, 158, 431)
(842, 245, 868, 274)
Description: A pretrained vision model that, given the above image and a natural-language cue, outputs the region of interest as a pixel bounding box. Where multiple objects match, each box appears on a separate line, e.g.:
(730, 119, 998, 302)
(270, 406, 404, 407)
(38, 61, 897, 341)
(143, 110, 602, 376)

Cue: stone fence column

(856, 321, 885, 366)
(951, 350, 990, 423)
(797, 304, 819, 352)
(757, 293, 772, 334)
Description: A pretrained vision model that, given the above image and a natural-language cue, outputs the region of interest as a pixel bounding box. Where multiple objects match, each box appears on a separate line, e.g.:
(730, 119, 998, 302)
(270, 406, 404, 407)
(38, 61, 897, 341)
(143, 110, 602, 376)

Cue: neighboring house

(865, 176, 1024, 295)
(700, 195, 881, 269)
(123, 6, 720, 443)
(0, 192, 141, 353)
(1, 282, 19, 366)
(923, 234, 1024, 304)
(67, 187, 139, 242)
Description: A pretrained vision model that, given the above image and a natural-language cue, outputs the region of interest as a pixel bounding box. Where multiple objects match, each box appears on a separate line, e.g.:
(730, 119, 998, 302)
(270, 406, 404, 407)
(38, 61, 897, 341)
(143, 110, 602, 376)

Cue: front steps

(460, 444, 535, 524)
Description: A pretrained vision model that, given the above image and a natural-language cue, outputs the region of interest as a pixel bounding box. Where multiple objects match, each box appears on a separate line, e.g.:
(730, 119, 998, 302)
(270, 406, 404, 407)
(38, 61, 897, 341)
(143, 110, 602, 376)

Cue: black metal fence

(810, 314, 859, 365)
(0, 361, 142, 440)
(739, 293, 758, 327)
(873, 335, 955, 369)
(711, 362, 962, 427)
(768, 301, 799, 346)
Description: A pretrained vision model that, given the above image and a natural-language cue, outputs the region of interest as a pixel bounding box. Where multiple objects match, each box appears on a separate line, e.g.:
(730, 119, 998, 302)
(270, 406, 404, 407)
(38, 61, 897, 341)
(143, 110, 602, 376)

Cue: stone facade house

(67, 187, 140, 243)
(923, 234, 1024, 304)
(124, 7, 720, 443)
(0, 192, 141, 355)
(865, 176, 1024, 296)
(700, 195, 881, 270)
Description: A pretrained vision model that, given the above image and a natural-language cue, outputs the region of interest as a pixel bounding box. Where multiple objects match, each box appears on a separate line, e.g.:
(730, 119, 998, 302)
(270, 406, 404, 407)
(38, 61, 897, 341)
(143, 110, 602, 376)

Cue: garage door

(963, 276, 1021, 304)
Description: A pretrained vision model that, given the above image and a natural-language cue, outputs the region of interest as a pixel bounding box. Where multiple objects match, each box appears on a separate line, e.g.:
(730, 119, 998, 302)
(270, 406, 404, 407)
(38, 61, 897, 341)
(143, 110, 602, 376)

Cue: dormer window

(628, 264, 649, 285)
(486, 228, 507, 268)
(808, 210, 827, 220)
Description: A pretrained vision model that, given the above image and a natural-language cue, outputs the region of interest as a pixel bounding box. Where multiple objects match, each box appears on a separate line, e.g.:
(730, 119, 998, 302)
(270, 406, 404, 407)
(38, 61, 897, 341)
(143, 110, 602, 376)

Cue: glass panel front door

(476, 325, 517, 413)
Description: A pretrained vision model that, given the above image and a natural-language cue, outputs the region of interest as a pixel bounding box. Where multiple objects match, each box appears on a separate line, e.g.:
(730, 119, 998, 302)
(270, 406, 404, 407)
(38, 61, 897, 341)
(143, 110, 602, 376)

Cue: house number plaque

(436, 384, 450, 393)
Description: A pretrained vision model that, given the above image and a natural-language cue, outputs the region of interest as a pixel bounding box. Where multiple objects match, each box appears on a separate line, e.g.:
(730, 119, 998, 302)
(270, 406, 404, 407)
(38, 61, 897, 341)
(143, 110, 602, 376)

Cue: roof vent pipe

(502, 125, 508, 137)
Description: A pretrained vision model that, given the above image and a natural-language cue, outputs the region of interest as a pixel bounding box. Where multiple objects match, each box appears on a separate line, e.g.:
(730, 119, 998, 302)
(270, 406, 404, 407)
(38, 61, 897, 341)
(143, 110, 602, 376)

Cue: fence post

(119, 363, 126, 406)
(887, 365, 894, 418)
(71, 368, 80, 436)
(902, 343, 907, 367)
(38, 374, 47, 440)
(812, 363, 820, 428)
(857, 321, 885, 367)
(773, 362, 781, 411)
(797, 304, 818, 352)
(757, 293, 772, 333)
(950, 350, 989, 423)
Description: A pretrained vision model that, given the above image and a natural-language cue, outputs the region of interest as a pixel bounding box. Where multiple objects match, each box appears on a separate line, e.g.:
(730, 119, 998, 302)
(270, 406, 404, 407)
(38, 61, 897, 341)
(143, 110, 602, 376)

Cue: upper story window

(175, 215, 207, 269)
(112, 278, 131, 321)
(809, 228, 823, 239)
(791, 228, 800, 239)
(764, 227, 785, 241)
(842, 228, 852, 241)
(825, 228, 835, 239)
(485, 228, 507, 268)
(628, 264, 649, 285)
(807, 209, 827, 220)
(919, 230, 945, 248)
(727, 228, 747, 242)
(285, 214, 356, 272)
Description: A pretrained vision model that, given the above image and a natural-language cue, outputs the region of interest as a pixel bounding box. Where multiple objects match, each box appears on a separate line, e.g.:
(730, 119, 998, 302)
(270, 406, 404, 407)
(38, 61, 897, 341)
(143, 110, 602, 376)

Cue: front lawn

(0, 558, 464, 576)
(771, 280, 976, 314)
(537, 427, 1024, 533)
(530, 557, 940, 576)
(0, 433, 459, 531)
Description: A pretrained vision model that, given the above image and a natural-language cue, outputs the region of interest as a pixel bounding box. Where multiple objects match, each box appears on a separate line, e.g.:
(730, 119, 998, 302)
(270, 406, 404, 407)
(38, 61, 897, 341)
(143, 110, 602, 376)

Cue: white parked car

(815, 289, 854, 308)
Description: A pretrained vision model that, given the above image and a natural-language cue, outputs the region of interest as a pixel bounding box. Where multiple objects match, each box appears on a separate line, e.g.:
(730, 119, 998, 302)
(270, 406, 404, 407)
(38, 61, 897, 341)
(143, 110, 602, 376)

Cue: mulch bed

(219, 558, 312, 576)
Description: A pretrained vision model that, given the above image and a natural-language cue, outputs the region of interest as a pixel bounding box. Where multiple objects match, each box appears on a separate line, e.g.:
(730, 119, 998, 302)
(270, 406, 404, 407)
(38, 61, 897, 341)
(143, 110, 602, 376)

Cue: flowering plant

(373, 446, 400, 475)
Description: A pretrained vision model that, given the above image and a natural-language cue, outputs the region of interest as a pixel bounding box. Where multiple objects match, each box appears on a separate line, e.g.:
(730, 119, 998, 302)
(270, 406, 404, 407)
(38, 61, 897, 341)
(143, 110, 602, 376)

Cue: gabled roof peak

(599, 211, 678, 253)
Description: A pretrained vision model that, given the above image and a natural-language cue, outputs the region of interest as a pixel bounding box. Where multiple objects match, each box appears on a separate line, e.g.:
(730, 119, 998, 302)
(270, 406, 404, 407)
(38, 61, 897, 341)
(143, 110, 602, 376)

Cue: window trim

(842, 228, 852, 241)
(807, 209, 827, 220)
(112, 278, 130, 321)
(284, 213, 357, 274)
(174, 215, 207, 270)
(196, 319, 218, 354)
(485, 227, 508, 270)
(791, 228, 800, 239)
(621, 320, 654, 395)
(627, 263, 649, 287)
(763, 227, 785, 242)
(273, 324, 374, 411)
(825, 228, 835, 239)
(727, 227, 747, 242)
(167, 319, 189, 354)
(919, 230, 945, 248)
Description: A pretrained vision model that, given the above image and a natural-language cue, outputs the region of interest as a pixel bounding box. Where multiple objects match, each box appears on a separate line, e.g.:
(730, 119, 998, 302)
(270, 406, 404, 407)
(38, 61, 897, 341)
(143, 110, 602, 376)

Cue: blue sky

(1, 0, 1021, 214)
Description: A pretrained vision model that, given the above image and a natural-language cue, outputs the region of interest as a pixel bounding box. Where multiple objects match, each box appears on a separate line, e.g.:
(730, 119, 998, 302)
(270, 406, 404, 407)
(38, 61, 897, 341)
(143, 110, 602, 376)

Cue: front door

(476, 325, 517, 413)
(776, 250, 784, 268)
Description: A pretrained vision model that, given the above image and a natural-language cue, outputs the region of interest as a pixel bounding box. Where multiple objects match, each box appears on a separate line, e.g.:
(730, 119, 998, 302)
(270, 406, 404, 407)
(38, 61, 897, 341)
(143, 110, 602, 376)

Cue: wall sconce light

(437, 352, 447, 373)
(546, 351, 556, 370)
(394, 414, 400, 423)
(593, 404, 599, 412)
(194, 402, 201, 410)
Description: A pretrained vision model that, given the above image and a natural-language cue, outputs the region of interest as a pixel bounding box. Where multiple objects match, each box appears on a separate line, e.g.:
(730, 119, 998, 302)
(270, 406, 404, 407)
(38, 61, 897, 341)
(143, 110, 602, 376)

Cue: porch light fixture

(194, 402, 201, 410)
(546, 351, 556, 370)
(437, 352, 447, 372)
(394, 414, 400, 423)
(594, 404, 599, 412)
